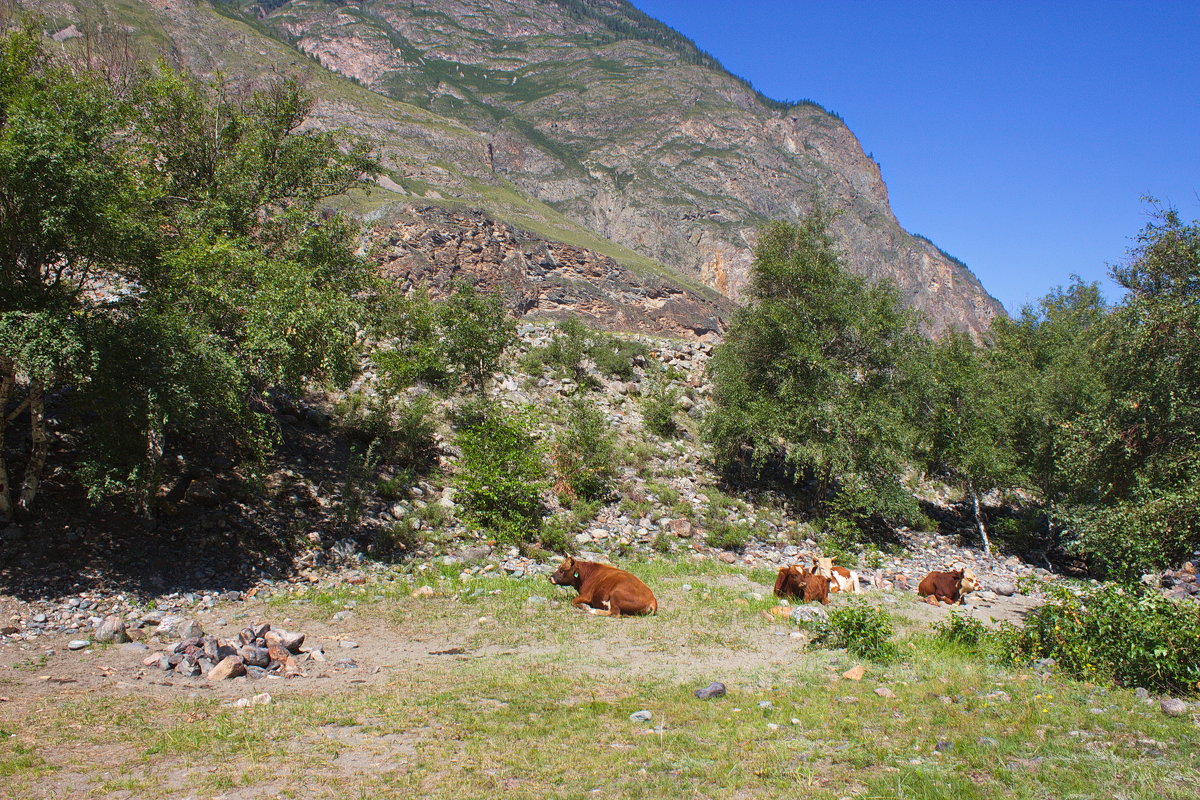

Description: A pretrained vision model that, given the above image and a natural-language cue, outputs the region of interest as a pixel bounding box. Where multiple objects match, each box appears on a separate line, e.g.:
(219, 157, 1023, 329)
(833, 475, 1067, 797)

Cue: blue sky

(632, 0, 1200, 314)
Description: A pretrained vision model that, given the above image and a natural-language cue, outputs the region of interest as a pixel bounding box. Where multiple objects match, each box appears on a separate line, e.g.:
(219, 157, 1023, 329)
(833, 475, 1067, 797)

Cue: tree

(437, 282, 516, 395)
(1053, 206, 1200, 576)
(913, 332, 1018, 553)
(705, 212, 923, 528)
(0, 29, 379, 519)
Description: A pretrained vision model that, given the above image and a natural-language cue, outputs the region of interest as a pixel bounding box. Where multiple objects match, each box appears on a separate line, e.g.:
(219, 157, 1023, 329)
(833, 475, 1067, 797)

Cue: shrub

(335, 392, 439, 470)
(455, 405, 549, 543)
(992, 583, 1200, 695)
(438, 282, 517, 394)
(810, 601, 899, 662)
(641, 381, 681, 437)
(932, 611, 988, 648)
(551, 398, 618, 501)
(704, 520, 753, 552)
(370, 518, 422, 560)
(531, 316, 649, 386)
(589, 335, 648, 380)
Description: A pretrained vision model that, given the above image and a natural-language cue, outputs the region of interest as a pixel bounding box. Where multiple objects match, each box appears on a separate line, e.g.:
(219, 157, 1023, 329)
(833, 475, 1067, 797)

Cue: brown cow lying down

(773, 566, 830, 605)
(813, 556, 860, 594)
(917, 569, 980, 605)
(550, 556, 658, 617)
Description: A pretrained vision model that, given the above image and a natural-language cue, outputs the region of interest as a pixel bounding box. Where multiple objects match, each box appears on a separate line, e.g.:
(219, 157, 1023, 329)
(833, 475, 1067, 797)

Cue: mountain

(33, 0, 1003, 336)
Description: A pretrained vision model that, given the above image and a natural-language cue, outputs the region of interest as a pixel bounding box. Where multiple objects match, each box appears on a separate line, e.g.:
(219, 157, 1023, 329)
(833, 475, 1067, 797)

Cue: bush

(704, 520, 753, 552)
(455, 405, 549, 542)
(992, 583, 1200, 695)
(335, 392, 439, 471)
(530, 316, 650, 386)
(932, 611, 988, 648)
(370, 518, 422, 560)
(810, 601, 899, 662)
(551, 398, 618, 501)
(641, 381, 681, 437)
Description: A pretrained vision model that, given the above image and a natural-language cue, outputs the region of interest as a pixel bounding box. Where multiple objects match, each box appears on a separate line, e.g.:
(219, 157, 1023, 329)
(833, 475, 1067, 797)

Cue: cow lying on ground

(773, 565, 830, 605)
(917, 569, 980, 605)
(549, 556, 658, 617)
(813, 556, 860, 594)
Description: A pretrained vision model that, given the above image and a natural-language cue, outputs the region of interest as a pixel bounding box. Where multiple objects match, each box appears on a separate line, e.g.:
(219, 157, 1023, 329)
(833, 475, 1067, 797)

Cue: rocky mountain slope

(225, 0, 1004, 335)
(34, 0, 1000, 336)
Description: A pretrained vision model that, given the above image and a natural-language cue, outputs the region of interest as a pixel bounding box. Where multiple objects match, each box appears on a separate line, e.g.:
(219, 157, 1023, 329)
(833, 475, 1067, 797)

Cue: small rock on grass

(934, 740, 954, 753)
(1161, 698, 1189, 717)
(629, 710, 652, 722)
(874, 687, 896, 699)
(977, 737, 999, 748)
(842, 665, 865, 681)
(694, 682, 726, 700)
(68, 639, 90, 651)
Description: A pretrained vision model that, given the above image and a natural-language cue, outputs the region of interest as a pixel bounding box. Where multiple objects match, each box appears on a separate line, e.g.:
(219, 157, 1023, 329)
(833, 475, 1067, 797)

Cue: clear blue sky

(632, 0, 1200, 314)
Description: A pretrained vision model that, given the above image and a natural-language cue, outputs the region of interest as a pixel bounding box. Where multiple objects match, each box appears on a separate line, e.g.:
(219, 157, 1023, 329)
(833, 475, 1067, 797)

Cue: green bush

(529, 316, 649, 387)
(370, 518, 423, 560)
(810, 601, 899, 663)
(704, 520, 753, 552)
(932, 611, 988, 648)
(992, 583, 1200, 695)
(335, 392, 439, 470)
(552, 398, 618, 501)
(641, 381, 681, 437)
(590, 335, 648, 380)
(455, 405, 549, 543)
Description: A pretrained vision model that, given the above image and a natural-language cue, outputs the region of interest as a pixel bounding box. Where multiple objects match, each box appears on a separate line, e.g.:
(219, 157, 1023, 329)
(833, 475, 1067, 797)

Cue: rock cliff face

(34, 0, 1003, 336)
(370, 206, 730, 338)
(237, 0, 1004, 335)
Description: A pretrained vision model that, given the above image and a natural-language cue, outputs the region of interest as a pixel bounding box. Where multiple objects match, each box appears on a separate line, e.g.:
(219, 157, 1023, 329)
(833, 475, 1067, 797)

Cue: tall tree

(705, 212, 923, 527)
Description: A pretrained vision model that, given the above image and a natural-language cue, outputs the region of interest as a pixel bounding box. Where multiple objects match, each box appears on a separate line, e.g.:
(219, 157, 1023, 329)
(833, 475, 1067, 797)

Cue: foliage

(932, 611, 988, 648)
(704, 520, 752, 552)
(529, 315, 649, 386)
(913, 331, 1019, 551)
(455, 405, 549, 542)
(370, 287, 453, 392)
(809, 600, 899, 663)
(335, 392, 439, 472)
(993, 583, 1200, 695)
(641, 381, 681, 438)
(437, 282, 516, 394)
(551, 397, 617, 501)
(704, 212, 922, 534)
(0, 27, 379, 517)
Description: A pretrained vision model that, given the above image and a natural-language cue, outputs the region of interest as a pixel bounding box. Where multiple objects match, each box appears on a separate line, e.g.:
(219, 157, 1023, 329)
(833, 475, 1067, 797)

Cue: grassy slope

(2, 559, 1196, 799)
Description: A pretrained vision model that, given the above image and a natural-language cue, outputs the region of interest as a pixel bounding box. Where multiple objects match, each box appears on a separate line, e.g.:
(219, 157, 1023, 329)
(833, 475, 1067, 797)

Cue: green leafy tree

(705, 212, 922, 528)
(914, 332, 1018, 553)
(0, 30, 379, 518)
(438, 282, 516, 395)
(551, 396, 617, 501)
(1053, 207, 1200, 576)
(455, 405, 548, 542)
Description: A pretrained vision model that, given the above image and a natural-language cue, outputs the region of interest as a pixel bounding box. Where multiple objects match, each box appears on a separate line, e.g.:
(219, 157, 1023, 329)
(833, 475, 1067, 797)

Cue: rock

(1135, 687, 1152, 704)
(239, 646, 270, 668)
(412, 586, 436, 598)
(629, 710, 652, 722)
(934, 740, 954, 753)
(836, 696, 859, 704)
(251, 692, 272, 705)
(279, 631, 305, 652)
(842, 665, 865, 681)
(208, 656, 247, 681)
(1161, 698, 1189, 717)
(0, 626, 18, 635)
(790, 606, 828, 625)
(68, 639, 90, 651)
(155, 615, 185, 637)
(991, 581, 1018, 597)
(874, 687, 896, 699)
(176, 658, 201, 677)
(977, 737, 999, 748)
(283, 656, 305, 678)
(177, 619, 204, 640)
(718, 552, 737, 564)
(695, 682, 726, 700)
(757, 700, 774, 709)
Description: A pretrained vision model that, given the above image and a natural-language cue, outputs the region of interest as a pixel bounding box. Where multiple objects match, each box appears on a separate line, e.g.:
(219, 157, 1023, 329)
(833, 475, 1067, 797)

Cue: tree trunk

(16, 378, 45, 519)
(0, 356, 12, 520)
(969, 483, 991, 555)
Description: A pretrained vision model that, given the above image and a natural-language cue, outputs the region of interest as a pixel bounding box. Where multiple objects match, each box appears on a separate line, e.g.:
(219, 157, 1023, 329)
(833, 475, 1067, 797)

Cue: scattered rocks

(694, 682, 726, 700)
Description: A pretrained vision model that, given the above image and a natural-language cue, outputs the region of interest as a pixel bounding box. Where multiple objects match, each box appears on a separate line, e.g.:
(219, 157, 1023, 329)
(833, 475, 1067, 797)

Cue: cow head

(550, 556, 581, 588)
(960, 568, 979, 595)
(814, 556, 834, 576)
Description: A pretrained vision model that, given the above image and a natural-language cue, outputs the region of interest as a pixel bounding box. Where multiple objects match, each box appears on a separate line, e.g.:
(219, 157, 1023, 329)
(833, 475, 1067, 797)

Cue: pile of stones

(142, 621, 310, 680)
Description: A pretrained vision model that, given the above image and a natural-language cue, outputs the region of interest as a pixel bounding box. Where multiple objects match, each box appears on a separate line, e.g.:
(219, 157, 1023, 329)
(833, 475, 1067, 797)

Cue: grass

(3, 559, 1198, 798)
